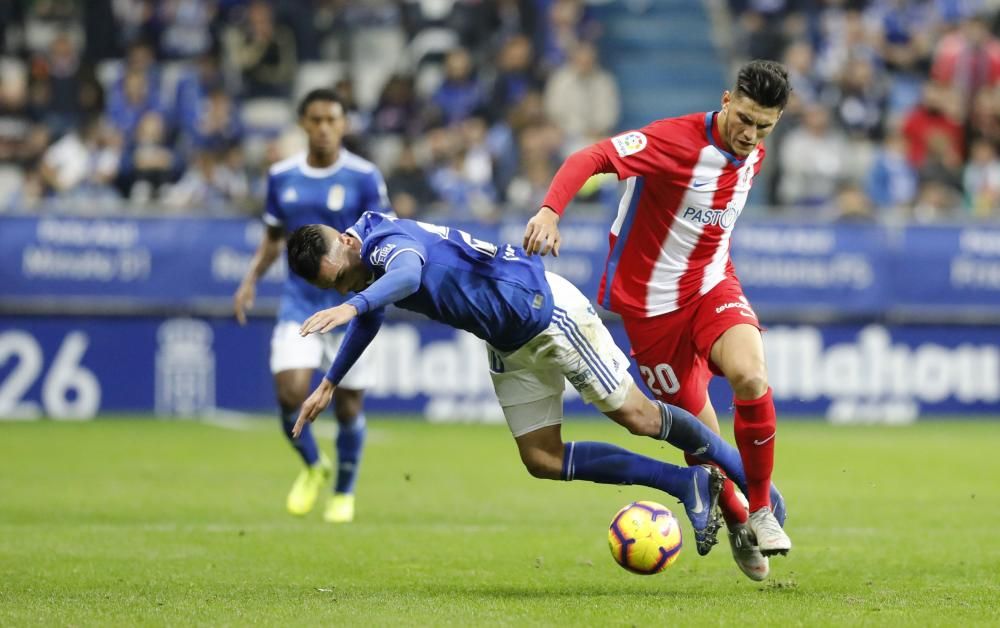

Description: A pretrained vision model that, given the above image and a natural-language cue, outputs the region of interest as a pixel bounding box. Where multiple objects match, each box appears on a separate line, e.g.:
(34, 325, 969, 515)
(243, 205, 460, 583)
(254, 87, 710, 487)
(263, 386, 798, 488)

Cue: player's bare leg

(711, 324, 791, 556)
(276, 368, 332, 516)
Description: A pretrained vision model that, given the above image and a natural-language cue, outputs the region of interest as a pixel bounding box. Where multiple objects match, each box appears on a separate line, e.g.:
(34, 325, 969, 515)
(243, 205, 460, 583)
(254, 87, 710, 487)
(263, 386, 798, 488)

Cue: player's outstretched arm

(292, 379, 334, 438)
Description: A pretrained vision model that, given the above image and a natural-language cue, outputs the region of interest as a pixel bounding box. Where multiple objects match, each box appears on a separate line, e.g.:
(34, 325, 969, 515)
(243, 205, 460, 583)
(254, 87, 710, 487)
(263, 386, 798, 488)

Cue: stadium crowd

(1, 0, 999, 223)
(728, 0, 1000, 222)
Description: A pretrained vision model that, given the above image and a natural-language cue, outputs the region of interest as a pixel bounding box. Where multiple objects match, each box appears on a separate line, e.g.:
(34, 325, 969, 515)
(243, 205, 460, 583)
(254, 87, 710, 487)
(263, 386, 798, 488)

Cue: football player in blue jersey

(283, 212, 784, 557)
(233, 89, 391, 523)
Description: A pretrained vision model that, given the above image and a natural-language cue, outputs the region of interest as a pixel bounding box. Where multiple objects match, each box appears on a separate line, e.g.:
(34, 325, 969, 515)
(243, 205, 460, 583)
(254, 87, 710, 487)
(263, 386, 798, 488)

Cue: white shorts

(489, 272, 633, 437)
(269, 320, 375, 390)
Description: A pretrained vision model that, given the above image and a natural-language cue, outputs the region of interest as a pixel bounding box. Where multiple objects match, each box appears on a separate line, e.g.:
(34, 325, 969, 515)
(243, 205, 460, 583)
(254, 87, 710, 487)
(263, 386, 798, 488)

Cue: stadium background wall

(2, 215, 999, 422)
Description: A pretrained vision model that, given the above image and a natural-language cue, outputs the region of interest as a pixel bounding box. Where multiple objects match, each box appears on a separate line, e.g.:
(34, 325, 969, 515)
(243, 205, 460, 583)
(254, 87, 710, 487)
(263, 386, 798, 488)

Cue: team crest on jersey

(611, 131, 647, 157)
(281, 187, 297, 203)
(327, 184, 345, 211)
(369, 243, 397, 267)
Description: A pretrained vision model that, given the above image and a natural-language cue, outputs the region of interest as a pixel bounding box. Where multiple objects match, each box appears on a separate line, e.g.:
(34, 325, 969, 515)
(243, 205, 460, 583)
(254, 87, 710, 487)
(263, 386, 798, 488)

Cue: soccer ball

(607, 501, 682, 574)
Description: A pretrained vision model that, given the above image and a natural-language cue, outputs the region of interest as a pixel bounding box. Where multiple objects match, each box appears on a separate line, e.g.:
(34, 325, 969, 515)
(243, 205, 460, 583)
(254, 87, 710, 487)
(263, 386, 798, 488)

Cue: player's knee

(728, 369, 768, 400)
(333, 391, 364, 422)
(276, 385, 309, 412)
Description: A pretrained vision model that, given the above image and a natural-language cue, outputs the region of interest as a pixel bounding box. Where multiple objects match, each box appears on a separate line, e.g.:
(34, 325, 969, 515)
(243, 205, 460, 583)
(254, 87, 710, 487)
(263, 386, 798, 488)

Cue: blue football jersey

(347, 212, 554, 352)
(264, 150, 390, 322)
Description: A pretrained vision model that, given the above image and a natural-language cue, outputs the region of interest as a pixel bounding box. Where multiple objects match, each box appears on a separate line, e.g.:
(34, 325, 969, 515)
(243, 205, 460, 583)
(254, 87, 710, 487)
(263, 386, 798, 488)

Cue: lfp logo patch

(611, 131, 647, 157)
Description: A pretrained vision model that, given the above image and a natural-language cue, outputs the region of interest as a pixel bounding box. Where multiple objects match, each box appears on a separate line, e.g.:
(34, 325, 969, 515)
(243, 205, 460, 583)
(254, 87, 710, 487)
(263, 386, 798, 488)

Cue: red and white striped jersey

(592, 112, 765, 318)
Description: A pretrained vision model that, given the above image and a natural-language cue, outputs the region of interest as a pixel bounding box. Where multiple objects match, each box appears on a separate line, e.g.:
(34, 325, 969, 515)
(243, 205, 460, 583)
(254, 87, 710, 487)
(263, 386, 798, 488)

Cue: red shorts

(621, 276, 763, 413)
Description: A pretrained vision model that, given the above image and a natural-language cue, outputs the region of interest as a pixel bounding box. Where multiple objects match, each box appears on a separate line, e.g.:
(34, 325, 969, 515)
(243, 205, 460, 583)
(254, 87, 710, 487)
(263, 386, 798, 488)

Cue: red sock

(684, 452, 747, 525)
(733, 387, 776, 513)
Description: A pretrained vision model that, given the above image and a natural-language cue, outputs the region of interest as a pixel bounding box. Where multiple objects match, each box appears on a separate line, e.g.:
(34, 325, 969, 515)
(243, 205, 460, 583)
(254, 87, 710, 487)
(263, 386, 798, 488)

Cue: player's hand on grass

(523, 206, 561, 257)
(293, 379, 335, 438)
(300, 304, 359, 336)
(233, 280, 256, 326)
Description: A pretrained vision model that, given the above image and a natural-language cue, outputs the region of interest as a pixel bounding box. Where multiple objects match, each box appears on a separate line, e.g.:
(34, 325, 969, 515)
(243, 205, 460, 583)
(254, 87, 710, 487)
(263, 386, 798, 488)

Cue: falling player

(523, 59, 793, 579)
(233, 89, 390, 523)
(286, 211, 782, 559)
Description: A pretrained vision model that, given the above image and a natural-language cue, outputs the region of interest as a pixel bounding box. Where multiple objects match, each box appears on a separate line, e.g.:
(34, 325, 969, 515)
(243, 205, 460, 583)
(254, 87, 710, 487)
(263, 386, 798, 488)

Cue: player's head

(287, 224, 368, 294)
(718, 59, 790, 158)
(297, 88, 347, 160)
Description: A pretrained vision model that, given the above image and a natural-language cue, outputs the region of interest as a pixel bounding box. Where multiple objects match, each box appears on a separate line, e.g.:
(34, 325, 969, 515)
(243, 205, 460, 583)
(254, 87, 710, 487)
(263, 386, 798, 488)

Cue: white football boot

(749, 507, 792, 556)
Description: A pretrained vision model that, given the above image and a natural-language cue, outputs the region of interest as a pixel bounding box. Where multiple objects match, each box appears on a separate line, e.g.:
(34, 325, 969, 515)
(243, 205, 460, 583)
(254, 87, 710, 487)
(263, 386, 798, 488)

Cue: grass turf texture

(1, 418, 998, 626)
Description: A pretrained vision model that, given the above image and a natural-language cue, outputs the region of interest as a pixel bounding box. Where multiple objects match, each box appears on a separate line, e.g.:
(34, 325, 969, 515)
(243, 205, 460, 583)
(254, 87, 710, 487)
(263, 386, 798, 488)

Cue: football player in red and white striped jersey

(524, 60, 793, 573)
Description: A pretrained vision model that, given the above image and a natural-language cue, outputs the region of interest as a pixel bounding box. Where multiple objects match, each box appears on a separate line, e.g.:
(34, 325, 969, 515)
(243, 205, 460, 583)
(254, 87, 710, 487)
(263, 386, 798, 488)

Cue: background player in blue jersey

(233, 89, 390, 523)
(283, 212, 783, 556)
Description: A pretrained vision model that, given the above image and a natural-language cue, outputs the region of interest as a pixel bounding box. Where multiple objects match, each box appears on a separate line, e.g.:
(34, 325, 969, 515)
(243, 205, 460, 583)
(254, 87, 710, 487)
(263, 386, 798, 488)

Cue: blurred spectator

(189, 88, 243, 152)
(430, 47, 484, 126)
(968, 86, 1000, 147)
(163, 146, 250, 212)
(332, 77, 370, 153)
(543, 41, 619, 150)
(174, 51, 227, 139)
(783, 40, 822, 111)
(778, 104, 852, 207)
(829, 55, 888, 140)
(487, 34, 543, 123)
(734, 8, 789, 63)
(866, 128, 919, 211)
(537, 0, 599, 73)
(963, 137, 1000, 218)
(815, 8, 879, 84)
(931, 11, 1000, 104)
(385, 143, 438, 218)
(0, 58, 32, 166)
(832, 180, 877, 223)
(371, 74, 421, 137)
(864, 0, 938, 75)
(106, 68, 162, 139)
(224, 0, 297, 98)
(38, 117, 122, 205)
(506, 120, 559, 213)
(912, 178, 963, 222)
(425, 124, 497, 220)
(901, 81, 964, 169)
(158, 0, 218, 60)
(40, 32, 83, 133)
(119, 110, 179, 203)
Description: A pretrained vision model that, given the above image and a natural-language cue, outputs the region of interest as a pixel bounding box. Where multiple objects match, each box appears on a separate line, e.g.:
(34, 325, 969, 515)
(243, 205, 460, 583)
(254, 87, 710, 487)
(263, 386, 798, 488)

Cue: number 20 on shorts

(639, 363, 680, 396)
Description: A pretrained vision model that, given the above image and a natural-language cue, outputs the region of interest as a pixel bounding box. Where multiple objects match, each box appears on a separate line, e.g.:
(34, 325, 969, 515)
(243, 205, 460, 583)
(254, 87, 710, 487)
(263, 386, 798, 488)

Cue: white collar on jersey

(297, 150, 348, 178)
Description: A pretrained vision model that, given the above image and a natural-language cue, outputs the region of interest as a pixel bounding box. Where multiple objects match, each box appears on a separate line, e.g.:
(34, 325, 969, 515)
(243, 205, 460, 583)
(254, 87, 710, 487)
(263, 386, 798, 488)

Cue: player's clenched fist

(292, 379, 335, 438)
(523, 206, 562, 257)
(300, 304, 359, 336)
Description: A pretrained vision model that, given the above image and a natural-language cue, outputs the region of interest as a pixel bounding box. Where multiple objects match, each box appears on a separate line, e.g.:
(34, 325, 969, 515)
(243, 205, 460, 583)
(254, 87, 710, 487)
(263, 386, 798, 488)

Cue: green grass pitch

(2, 417, 998, 626)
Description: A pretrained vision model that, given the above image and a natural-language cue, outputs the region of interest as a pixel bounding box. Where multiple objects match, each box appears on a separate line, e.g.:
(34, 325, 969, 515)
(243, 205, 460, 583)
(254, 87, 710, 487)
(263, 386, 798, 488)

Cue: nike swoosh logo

(693, 445, 708, 456)
(739, 310, 757, 318)
(690, 474, 705, 514)
(753, 433, 775, 446)
(692, 180, 711, 188)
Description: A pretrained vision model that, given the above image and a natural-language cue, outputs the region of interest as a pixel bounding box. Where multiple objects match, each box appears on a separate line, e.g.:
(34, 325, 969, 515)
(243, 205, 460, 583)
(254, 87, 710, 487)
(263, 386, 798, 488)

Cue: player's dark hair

(734, 60, 791, 110)
(286, 225, 329, 281)
(297, 88, 344, 117)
